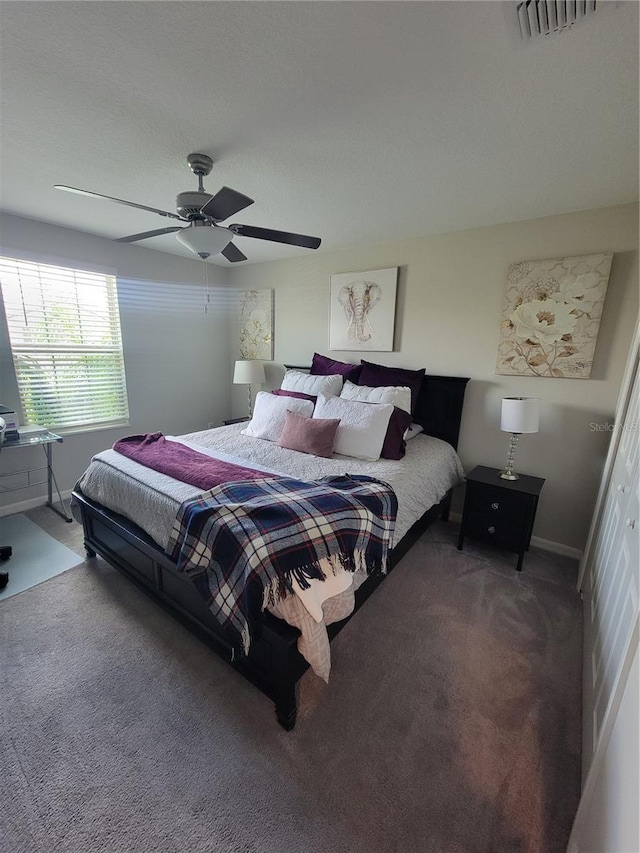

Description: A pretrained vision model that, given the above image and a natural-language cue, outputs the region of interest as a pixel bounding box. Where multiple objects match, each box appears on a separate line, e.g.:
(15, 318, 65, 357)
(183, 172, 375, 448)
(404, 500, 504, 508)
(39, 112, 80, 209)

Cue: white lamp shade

(501, 397, 540, 434)
(176, 225, 233, 257)
(233, 360, 266, 385)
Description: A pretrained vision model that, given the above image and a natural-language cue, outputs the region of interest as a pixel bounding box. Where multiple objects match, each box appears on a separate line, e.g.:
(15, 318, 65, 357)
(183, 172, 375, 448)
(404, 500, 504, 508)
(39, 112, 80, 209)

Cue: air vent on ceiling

(517, 0, 597, 38)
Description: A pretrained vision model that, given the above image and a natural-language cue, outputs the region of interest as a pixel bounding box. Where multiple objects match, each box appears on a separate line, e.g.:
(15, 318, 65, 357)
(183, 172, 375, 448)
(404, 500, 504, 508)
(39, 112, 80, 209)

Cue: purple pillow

(278, 409, 340, 458)
(310, 352, 362, 384)
(380, 406, 412, 460)
(358, 361, 425, 416)
(271, 389, 317, 404)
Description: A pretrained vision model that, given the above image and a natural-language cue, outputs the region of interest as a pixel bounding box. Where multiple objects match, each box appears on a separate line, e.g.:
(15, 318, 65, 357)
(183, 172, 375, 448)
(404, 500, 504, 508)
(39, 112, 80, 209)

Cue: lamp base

(499, 469, 519, 481)
(500, 432, 520, 481)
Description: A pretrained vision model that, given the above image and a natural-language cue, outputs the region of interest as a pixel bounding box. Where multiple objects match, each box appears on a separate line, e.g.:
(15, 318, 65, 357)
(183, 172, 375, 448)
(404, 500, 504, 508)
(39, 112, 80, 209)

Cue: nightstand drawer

(466, 482, 531, 521)
(464, 510, 524, 551)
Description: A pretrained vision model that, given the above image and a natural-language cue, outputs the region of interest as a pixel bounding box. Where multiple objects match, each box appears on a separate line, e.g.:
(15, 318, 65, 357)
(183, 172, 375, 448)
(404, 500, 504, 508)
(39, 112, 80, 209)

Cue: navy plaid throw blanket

(166, 474, 397, 655)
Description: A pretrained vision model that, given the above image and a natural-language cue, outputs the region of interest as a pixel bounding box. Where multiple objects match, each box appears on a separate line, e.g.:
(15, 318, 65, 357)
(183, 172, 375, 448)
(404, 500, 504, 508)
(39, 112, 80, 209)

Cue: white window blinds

(0, 256, 130, 431)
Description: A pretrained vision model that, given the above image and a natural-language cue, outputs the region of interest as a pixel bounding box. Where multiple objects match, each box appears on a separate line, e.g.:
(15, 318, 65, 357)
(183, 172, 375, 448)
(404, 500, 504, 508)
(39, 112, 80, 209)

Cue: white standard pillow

(313, 392, 394, 461)
(280, 370, 343, 397)
(340, 379, 411, 415)
(241, 391, 314, 442)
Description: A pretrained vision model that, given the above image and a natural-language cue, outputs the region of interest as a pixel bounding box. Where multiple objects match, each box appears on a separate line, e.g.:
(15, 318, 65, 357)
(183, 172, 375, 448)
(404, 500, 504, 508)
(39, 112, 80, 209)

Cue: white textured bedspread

(77, 425, 464, 679)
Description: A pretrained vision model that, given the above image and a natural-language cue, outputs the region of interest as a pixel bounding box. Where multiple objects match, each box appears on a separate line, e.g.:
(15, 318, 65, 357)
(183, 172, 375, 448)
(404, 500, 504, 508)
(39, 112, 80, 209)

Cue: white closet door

(569, 333, 639, 853)
(568, 648, 639, 853)
(583, 351, 639, 764)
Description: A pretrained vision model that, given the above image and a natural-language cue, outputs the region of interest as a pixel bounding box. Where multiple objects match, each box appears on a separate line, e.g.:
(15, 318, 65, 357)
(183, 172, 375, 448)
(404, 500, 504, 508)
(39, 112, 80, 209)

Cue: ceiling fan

(54, 153, 321, 262)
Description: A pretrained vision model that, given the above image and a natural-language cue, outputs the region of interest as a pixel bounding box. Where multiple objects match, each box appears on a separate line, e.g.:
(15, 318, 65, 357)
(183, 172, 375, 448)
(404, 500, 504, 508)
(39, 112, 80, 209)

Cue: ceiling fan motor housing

(176, 191, 213, 219)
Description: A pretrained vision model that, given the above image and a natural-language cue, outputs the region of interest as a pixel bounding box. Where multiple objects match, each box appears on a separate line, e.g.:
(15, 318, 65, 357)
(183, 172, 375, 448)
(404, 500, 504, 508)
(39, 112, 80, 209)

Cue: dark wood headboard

(413, 374, 469, 450)
(283, 365, 469, 451)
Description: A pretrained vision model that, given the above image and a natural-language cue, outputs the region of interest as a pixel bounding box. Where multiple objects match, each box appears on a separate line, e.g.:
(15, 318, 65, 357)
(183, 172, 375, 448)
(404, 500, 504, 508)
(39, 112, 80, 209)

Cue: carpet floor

(0, 509, 582, 853)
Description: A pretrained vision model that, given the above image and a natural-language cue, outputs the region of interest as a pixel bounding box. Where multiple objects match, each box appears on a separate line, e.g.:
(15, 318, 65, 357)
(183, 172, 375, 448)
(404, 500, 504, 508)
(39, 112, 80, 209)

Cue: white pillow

(405, 423, 424, 440)
(340, 379, 411, 415)
(241, 392, 314, 442)
(280, 370, 343, 397)
(313, 392, 393, 461)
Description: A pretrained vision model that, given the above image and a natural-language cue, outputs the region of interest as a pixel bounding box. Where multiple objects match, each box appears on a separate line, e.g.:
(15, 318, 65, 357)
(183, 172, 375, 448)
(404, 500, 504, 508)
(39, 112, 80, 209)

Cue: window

(0, 256, 130, 431)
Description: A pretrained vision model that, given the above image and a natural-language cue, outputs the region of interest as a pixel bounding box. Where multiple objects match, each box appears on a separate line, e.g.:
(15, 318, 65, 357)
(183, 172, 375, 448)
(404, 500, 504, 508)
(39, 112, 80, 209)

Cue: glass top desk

(1, 428, 72, 522)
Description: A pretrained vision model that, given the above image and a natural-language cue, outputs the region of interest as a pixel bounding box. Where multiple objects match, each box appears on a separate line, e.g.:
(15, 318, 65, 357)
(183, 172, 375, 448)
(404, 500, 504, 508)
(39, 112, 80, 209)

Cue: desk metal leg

(44, 443, 72, 523)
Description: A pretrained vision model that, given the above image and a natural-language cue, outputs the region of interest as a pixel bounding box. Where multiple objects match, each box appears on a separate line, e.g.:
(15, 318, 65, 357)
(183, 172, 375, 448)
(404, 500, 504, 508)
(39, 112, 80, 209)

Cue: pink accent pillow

(271, 389, 317, 404)
(278, 409, 340, 458)
(311, 352, 362, 384)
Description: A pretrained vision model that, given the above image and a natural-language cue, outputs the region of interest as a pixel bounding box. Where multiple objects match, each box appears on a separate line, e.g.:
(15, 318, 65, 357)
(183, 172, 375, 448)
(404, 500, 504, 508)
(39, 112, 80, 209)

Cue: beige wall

(229, 203, 639, 552)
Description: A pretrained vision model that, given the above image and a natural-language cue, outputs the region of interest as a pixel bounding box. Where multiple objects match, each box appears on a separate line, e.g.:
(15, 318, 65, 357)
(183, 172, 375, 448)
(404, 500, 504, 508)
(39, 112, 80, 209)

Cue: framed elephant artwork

(329, 267, 398, 351)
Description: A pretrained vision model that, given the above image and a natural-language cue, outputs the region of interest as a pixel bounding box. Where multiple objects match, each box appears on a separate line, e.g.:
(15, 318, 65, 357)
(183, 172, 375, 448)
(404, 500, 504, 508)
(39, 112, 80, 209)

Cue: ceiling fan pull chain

(203, 257, 210, 314)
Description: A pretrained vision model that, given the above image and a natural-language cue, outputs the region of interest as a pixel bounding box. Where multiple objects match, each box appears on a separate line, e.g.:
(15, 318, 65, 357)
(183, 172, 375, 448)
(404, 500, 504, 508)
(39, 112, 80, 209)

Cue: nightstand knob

(491, 502, 499, 511)
(617, 484, 626, 493)
(487, 525, 496, 534)
(625, 518, 636, 530)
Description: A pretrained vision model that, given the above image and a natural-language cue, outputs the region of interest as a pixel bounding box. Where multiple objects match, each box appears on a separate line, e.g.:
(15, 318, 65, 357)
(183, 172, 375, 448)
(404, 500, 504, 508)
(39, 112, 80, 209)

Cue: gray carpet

(0, 516, 582, 853)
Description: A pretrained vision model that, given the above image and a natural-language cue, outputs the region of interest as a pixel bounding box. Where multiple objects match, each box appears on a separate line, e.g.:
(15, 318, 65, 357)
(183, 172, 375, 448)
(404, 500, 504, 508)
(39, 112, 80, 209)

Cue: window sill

(32, 421, 131, 438)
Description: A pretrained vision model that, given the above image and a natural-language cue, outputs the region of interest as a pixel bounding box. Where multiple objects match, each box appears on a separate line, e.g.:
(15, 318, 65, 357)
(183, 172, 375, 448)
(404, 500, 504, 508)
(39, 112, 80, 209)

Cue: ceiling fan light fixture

(176, 224, 233, 258)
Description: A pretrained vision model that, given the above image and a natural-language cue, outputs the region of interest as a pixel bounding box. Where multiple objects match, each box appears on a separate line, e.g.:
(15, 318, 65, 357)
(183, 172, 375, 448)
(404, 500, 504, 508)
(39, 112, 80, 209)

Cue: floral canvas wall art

(496, 253, 613, 379)
(238, 289, 273, 360)
(329, 267, 398, 351)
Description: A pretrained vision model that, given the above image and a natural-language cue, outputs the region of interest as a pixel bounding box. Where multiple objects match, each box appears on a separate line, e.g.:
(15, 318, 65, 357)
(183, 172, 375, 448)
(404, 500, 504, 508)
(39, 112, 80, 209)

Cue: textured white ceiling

(0, 1, 637, 266)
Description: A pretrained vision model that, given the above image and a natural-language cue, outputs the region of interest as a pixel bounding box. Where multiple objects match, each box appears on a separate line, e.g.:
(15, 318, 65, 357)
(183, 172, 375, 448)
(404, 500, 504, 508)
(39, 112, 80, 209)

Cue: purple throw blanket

(113, 432, 273, 490)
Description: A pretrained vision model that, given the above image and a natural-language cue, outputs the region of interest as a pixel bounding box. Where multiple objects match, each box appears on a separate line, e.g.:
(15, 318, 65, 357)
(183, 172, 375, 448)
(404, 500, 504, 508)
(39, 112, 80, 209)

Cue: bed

(72, 372, 469, 729)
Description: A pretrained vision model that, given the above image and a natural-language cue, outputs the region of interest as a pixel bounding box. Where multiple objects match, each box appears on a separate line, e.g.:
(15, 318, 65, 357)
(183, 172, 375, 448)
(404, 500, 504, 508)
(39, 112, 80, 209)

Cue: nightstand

(457, 465, 545, 572)
(223, 416, 250, 426)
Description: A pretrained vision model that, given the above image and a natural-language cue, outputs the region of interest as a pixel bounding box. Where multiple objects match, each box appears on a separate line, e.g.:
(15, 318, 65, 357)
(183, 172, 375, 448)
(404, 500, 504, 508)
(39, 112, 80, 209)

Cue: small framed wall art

(329, 267, 398, 352)
(496, 252, 613, 379)
(237, 289, 274, 360)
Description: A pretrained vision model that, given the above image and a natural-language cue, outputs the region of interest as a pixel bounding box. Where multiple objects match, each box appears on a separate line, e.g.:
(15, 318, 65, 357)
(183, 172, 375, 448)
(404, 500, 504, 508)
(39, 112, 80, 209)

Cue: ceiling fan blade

(54, 185, 187, 221)
(114, 227, 184, 243)
(230, 224, 321, 250)
(200, 186, 254, 222)
(221, 242, 247, 263)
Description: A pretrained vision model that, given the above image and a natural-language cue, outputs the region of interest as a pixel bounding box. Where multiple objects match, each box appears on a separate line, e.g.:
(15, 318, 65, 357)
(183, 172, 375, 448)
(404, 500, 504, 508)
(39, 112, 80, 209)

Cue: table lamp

(500, 397, 540, 480)
(233, 360, 266, 417)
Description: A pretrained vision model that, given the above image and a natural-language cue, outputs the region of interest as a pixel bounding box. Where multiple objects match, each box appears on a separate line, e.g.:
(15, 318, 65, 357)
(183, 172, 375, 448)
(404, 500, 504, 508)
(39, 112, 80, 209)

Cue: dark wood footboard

(72, 487, 449, 730)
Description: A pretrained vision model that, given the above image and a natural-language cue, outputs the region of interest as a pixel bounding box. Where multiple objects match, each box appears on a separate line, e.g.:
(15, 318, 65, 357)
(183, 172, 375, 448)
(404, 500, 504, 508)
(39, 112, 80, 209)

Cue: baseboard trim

(529, 535, 582, 560)
(449, 511, 583, 561)
(0, 489, 73, 517)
